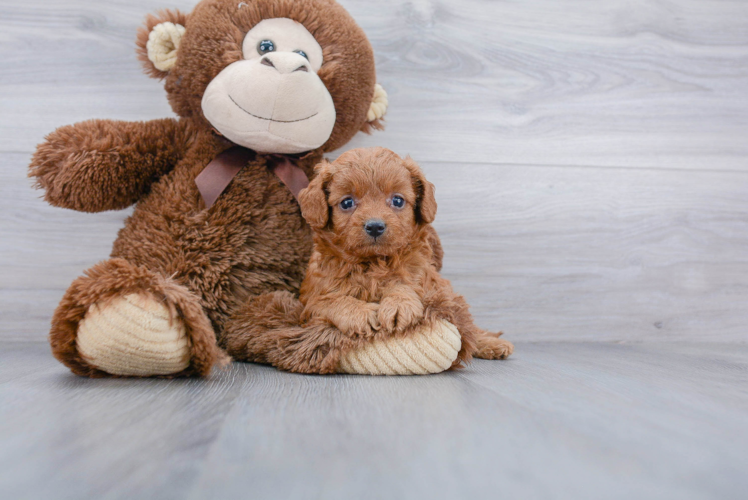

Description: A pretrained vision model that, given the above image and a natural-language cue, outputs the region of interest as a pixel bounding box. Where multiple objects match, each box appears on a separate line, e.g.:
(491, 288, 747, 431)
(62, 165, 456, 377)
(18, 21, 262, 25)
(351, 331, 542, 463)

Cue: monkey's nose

(364, 219, 386, 238)
(260, 53, 310, 74)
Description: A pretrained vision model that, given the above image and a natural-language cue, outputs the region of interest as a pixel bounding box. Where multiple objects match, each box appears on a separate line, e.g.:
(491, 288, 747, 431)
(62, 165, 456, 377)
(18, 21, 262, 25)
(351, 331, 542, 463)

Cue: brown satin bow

(195, 147, 310, 208)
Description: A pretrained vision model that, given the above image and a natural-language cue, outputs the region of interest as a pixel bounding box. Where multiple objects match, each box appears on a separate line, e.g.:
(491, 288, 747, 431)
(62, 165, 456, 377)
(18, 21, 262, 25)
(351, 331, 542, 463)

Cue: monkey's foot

(77, 293, 191, 376)
(338, 319, 461, 375)
(51, 258, 226, 377)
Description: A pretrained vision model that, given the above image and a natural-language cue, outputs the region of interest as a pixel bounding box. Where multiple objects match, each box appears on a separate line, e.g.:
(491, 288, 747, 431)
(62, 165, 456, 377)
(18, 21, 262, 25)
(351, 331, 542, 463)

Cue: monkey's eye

(339, 197, 356, 211)
(257, 40, 275, 55)
(391, 195, 405, 209)
(294, 50, 309, 60)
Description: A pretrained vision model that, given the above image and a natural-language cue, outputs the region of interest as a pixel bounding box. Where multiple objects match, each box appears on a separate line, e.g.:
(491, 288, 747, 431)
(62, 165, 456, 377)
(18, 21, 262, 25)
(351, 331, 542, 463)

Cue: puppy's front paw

(378, 296, 424, 333)
(475, 335, 514, 360)
(362, 302, 381, 336)
(336, 302, 380, 337)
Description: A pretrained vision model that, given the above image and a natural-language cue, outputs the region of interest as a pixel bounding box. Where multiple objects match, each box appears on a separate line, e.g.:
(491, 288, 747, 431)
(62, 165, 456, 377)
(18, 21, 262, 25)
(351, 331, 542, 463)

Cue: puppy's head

(299, 147, 436, 258)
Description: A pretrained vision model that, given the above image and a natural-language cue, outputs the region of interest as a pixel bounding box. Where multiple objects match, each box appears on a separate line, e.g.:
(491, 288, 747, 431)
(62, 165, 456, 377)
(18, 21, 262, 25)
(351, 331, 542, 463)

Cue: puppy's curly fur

(225, 147, 513, 373)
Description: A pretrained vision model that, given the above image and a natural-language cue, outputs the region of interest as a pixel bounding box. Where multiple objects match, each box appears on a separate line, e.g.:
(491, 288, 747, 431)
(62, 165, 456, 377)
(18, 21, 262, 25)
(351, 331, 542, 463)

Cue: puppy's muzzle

(364, 219, 386, 238)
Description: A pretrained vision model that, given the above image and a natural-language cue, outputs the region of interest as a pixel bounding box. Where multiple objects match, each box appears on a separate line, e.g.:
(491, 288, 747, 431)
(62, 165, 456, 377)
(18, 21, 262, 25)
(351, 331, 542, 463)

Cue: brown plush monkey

(29, 0, 394, 377)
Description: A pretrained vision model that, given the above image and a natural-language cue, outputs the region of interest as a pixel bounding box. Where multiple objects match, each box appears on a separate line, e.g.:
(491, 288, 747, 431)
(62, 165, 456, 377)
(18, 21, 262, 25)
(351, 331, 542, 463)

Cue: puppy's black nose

(364, 219, 386, 238)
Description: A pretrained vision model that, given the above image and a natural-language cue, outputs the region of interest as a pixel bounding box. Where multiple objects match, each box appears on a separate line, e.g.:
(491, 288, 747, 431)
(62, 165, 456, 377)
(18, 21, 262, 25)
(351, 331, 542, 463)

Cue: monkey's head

(136, 0, 386, 154)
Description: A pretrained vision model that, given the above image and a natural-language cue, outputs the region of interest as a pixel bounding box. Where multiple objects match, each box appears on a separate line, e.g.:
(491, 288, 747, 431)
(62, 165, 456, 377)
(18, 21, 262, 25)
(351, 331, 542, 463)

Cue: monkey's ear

(299, 160, 333, 230)
(136, 9, 189, 79)
(362, 84, 388, 132)
(403, 157, 437, 225)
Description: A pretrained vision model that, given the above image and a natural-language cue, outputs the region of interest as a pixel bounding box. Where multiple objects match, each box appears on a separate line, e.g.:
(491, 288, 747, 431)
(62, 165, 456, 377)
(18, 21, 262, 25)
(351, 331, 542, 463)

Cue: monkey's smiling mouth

(229, 95, 318, 123)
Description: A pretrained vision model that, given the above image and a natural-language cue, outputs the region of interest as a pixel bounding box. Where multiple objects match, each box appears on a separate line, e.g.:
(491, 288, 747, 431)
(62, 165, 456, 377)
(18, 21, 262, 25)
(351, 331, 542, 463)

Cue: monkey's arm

(29, 118, 193, 212)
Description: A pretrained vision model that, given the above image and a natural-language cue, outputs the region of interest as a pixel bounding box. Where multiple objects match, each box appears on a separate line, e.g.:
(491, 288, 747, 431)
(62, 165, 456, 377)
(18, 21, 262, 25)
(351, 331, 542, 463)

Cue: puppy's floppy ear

(299, 160, 333, 230)
(136, 9, 189, 79)
(403, 157, 437, 224)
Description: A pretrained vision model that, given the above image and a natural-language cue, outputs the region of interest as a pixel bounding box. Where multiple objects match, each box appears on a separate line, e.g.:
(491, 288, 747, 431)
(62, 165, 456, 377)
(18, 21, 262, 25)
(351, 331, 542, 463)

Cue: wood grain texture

(2, 0, 747, 168)
(2, 0, 748, 342)
(1, 341, 746, 499)
(344, 0, 748, 170)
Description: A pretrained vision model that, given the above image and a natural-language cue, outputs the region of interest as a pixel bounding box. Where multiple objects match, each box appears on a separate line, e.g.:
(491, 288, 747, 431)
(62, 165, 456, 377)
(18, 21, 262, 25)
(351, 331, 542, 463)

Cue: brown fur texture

(51, 259, 228, 377)
(224, 148, 513, 374)
(29, 0, 386, 377)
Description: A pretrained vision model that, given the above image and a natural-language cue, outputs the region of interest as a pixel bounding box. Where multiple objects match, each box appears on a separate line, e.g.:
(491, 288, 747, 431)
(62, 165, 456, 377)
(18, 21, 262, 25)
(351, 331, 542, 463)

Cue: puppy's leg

(421, 282, 513, 364)
(267, 321, 353, 374)
(223, 292, 352, 374)
(443, 299, 513, 361)
(303, 296, 380, 338)
(472, 329, 514, 360)
(378, 284, 424, 334)
(222, 291, 303, 365)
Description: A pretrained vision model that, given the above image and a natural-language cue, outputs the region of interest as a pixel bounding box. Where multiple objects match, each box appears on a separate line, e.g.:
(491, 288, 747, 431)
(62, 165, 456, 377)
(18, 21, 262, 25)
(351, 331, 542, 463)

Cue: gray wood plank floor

(1, 341, 747, 499)
(1, 0, 747, 498)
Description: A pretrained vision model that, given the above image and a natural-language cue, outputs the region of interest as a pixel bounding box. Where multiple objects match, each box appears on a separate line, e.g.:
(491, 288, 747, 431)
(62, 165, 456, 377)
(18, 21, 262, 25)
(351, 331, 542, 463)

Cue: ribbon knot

(195, 147, 310, 208)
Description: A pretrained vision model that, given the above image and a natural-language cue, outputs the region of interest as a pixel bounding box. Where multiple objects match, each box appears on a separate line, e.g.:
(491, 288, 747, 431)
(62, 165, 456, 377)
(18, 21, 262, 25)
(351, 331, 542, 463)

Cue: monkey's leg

(50, 258, 226, 377)
(337, 319, 463, 375)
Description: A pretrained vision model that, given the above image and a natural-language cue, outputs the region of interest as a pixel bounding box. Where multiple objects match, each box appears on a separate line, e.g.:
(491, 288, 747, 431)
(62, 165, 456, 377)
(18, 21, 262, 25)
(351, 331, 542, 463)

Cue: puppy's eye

(257, 40, 275, 55)
(391, 195, 405, 209)
(294, 50, 309, 60)
(339, 197, 356, 211)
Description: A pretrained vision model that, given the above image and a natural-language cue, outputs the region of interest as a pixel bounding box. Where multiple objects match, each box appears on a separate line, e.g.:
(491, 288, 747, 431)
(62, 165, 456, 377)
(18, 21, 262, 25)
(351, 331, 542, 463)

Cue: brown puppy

(225, 147, 513, 373)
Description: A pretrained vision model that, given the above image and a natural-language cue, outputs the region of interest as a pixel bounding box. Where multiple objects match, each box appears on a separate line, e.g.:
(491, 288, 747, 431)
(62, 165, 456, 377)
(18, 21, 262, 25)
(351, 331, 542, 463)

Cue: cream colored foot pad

(338, 320, 461, 375)
(77, 293, 191, 376)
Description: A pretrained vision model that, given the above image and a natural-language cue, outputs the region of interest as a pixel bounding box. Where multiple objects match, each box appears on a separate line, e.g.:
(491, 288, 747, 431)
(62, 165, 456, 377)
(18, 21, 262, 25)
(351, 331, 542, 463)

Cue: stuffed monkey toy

(29, 0, 456, 377)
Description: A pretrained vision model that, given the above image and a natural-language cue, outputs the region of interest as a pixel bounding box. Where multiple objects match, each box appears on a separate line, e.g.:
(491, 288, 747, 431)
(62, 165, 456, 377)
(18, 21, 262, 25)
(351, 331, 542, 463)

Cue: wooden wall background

(1, 0, 747, 343)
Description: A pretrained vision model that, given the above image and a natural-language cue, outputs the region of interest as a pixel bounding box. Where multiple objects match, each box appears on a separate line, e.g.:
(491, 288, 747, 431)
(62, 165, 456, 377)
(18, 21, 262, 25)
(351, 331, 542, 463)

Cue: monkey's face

(136, 0, 387, 155)
(201, 19, 335, 154)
